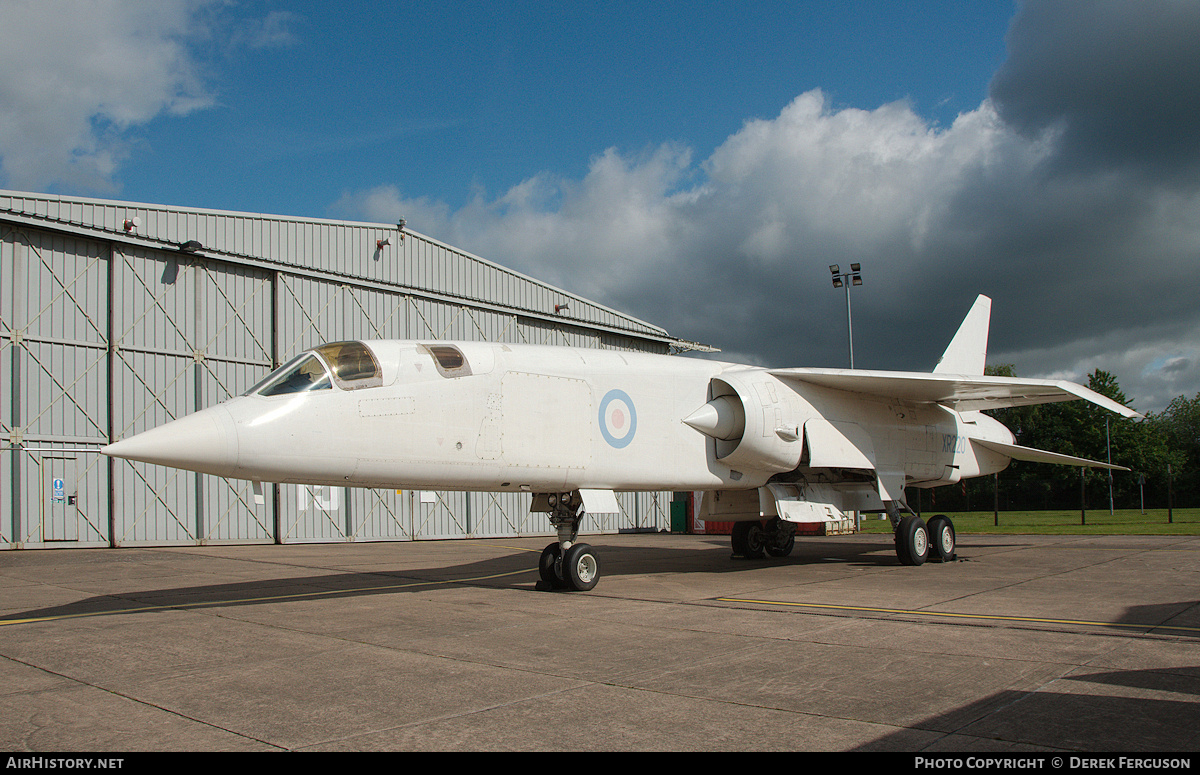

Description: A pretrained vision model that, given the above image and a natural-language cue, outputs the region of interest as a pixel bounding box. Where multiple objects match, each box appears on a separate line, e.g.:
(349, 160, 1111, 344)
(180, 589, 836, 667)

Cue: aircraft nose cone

(103, 406, 239, 478)
(682, 395, 745, 440)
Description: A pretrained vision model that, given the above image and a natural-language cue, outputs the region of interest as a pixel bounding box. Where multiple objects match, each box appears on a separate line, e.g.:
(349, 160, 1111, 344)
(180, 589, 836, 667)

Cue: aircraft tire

(927, 515, 956, 562)
(766, 531, 795, 557)
(562, 543, 600, 591)
(895, 516, 929, 566)
(538, 542, 566, 589)
(731, 521, 766, 559)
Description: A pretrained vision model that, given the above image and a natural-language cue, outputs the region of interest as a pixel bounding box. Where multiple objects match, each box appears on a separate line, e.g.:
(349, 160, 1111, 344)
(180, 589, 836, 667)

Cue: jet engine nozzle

(683, 395, 745, 440)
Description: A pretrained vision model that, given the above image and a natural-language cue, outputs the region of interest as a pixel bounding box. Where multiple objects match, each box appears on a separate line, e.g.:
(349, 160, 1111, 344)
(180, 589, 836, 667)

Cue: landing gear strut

(536, 491, 601, 591)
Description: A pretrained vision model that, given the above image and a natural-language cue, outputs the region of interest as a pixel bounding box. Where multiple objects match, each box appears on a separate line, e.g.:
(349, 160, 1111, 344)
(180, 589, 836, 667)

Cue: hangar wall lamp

(376, 221, 408, 259)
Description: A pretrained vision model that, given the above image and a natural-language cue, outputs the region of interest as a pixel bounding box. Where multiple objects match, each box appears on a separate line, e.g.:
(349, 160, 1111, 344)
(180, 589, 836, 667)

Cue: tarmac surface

(1, 531, 1198, 752)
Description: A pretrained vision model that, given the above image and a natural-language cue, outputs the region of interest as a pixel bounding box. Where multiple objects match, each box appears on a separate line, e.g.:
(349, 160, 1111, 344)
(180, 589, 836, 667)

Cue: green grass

(856, 508, 1200, 536)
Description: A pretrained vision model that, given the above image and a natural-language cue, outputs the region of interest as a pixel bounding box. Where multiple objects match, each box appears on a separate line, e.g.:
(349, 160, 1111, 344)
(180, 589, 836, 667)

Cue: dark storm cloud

(990, 0, 1200, 179)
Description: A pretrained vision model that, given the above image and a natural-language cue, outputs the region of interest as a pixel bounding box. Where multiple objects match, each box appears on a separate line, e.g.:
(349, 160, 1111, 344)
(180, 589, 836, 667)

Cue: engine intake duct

(684, 375, 803, 475)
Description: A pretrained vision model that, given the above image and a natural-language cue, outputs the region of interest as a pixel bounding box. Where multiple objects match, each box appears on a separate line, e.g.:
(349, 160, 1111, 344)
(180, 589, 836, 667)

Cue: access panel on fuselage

(500, 371, 593, 470)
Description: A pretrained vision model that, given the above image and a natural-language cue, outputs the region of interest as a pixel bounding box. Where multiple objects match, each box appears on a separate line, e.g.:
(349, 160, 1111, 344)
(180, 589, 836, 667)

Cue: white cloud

(0, 0, 218, 191)
(0, 0, 301, 193)
(366, 91, 1021, 332)
(232, 10, 300, 50)
(337, 83, 1200, 412)
(330, 184, 452, 236)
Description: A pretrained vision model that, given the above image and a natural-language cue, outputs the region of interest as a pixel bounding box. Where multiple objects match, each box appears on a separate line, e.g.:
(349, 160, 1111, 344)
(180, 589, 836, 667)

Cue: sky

(2, 0, 1199, 414)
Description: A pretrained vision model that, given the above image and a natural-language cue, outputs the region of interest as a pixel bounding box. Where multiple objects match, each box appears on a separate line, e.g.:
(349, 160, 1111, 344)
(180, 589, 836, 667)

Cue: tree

(916, 367, 1192, 511)
(981, 368, 1179, 510)
(1146, 393, 1200, 507)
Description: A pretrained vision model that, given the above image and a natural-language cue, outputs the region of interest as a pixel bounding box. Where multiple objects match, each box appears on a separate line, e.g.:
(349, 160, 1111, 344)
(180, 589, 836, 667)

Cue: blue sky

(3, 1, 1200, 413)
(112, 1, 1014, 215)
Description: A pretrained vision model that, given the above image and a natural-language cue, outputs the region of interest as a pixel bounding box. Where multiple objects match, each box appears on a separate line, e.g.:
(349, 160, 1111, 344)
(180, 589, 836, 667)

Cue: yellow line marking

(1, 567, 535, 627)
(714, 598, 1200, 634)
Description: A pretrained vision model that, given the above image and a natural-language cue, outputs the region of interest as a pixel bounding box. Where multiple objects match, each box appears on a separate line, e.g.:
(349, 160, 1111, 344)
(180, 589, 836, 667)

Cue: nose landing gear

(536, 491, 601, 591)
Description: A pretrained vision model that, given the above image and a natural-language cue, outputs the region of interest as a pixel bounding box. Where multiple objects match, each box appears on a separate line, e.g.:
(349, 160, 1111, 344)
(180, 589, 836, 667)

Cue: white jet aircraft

(103, 295, 1136, 591)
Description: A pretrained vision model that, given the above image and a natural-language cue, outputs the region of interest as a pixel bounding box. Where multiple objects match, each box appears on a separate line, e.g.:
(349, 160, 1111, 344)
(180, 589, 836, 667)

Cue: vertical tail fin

(933, 295, 991, 375)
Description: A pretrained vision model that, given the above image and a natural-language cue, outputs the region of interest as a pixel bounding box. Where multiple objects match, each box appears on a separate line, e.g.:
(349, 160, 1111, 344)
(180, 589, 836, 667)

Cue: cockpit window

(314, 341, 383, 390)
(246, 341, 382, 396)
(254, 354, 332, 396)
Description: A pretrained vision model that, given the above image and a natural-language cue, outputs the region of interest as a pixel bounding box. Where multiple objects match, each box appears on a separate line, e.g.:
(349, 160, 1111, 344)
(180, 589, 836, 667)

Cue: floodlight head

(852, 275, 862, 286)
(829, 264, 840, 274)
(832, 277, 844, 289)
(850, 263, 861, 272)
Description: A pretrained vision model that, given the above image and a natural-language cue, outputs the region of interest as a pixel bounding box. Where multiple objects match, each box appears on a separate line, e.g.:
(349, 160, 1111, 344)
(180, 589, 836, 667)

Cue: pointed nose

(103, 406, 239, 478)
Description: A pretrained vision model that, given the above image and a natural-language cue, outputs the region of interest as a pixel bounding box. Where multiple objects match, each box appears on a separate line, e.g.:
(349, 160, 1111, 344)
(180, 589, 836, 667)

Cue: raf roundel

(598, 389, 637, 449)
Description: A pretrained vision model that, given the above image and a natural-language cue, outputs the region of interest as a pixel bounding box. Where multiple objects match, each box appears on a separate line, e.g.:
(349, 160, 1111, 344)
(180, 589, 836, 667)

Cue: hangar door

(108, 244, 275, 545)
(1, 227, 108, 547)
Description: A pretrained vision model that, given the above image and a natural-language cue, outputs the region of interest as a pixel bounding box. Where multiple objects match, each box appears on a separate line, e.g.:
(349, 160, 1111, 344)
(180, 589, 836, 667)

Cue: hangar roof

(1, 189, 678, 346)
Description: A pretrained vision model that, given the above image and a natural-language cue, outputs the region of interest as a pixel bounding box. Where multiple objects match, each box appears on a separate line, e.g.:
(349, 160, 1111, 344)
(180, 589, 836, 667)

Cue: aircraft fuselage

(107, 340, 1012, 503)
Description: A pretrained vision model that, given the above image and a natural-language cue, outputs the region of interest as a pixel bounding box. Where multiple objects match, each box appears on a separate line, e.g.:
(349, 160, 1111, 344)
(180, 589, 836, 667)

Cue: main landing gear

(926, 514, 957, 562)
(728, 512, 957, 567)
(892, 512, 957, 565)
(731, 518, 796, 559)
(537, 491, 601, 591)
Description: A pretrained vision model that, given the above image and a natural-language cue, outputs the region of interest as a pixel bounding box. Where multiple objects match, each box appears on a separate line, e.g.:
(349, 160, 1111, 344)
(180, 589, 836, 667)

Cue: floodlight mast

(829, 263, 863, 368)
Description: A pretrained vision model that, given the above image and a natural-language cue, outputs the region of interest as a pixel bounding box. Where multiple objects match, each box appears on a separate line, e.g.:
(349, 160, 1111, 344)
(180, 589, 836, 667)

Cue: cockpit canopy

(247, 341, 383, 396)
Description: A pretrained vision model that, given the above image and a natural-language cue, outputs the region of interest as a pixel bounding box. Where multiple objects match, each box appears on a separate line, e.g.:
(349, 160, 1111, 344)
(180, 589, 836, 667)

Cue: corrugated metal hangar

(1, 189, 686, 550)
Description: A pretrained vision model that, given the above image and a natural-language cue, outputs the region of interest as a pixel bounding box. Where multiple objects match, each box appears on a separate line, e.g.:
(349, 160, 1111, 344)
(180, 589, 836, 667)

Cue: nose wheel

(537, 541, 601, 591)
(536, 491, 602, 591)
